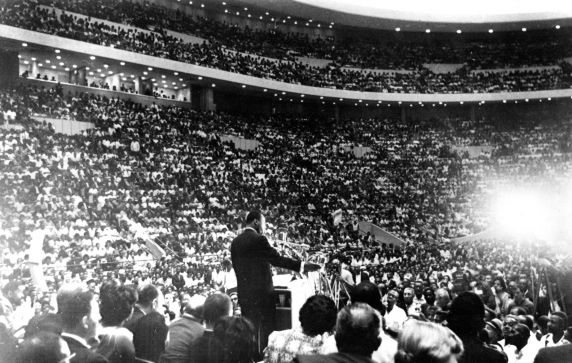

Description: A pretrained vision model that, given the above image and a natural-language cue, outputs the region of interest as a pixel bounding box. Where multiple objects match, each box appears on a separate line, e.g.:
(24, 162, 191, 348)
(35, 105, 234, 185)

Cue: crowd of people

(0, 79, 571, 361)
(2, 0, 572, 93)
(34, 0, 572, 70)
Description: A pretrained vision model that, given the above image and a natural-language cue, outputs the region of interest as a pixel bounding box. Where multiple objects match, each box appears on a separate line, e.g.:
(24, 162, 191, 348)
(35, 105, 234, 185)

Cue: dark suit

(132, 311, 168, 363)
(124, 305, 146, 333)
(231, 228, 301, 353)
(295, 352, 377, 363)
(160, 314, 204, 363)
(534, 344, 572, 363)
(62, 334, 108, 363)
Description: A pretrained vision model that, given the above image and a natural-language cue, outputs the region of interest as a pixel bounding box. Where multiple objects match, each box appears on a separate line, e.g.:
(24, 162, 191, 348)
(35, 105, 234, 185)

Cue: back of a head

(137, 284, 159, 308)
(24, 313, 63, 339)
(351, 281, 387, 316)
(395, 320, 464, 363)
(99, 281, 138, 326)
(335, 303, 381, 357)
(56, 283, 94, 330)
(299, 295, 337, 336)
(203, 293, 231, 324)
(245, 210, 262, 225)
(214, 316, 256, 363)
(447, 292, 485, 337)
(17, 332, 68, 363)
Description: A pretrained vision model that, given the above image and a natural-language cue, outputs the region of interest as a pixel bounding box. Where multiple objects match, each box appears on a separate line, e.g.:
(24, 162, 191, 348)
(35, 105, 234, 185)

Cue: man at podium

(231, 210, 319, 356)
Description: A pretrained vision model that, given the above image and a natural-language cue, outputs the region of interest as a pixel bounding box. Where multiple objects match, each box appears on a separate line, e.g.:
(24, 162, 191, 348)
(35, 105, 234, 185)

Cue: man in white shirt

(384, 289, 407, 336)
(539, 314, 570, 347)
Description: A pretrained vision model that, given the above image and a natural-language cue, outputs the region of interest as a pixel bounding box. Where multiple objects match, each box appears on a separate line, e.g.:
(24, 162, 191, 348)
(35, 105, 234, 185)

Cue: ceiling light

(59, 62, 64, 66)
(100, 73, 105, 77)
(45, 60, 50, 64)
(22, 43, 27, 47)
(65, 67, 69, 71)
(55, 49, 60, 53)
(425, 29, 430, 33)
(108, 71, 113, 74)
(198, 76, 203, 80)
(56, 56, 61, 60)
(179, 78, 183, 81)
(31, 57, 36, 61)
(162, 75, 166, 78)
(488, 29, 494, 33)
(72, 64, 77, 68)
(90, 56, 95, 60)
(143, 71, 148, 75)
(242, 85, 246, 88)
(522, 27, 527, 32)
(395, 27, 400, 32)
(174, 72, 178, 75)
(23, 60, 29, 65)
(51, 65, 56, 69)
(89, 71, 94, 75)
(148, 67, 153, 71)
(456, 29, 462, 34)
(211, 83, 216, 87)
(38, 63, 43, 67)
(120, 62, 125, 66)
(555, 25, 560, 29)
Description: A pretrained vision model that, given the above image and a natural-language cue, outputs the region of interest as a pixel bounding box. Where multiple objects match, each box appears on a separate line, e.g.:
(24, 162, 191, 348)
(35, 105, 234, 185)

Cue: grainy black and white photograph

(1, 0, 572, 362)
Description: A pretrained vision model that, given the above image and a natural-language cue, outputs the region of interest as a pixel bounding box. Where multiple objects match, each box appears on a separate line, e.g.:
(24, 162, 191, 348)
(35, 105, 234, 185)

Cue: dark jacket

(132, 311, 168, 362)
(533, 344, 572, 363)
(62, 335, 108, 363)
(295, 352, 377, 363)
(231, 228, 301, 302)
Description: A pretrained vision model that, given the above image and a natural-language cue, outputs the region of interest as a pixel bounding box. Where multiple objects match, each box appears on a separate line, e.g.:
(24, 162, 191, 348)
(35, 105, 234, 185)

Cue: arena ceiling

(228, 0, 572, 32)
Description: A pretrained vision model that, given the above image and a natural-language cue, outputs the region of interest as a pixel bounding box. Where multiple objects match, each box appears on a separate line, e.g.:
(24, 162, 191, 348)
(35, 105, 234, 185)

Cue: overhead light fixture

(555, 25, 560, 29)
(395, 27, 400, 32)
(522, 27, 527, 32)
(425, 29, 430, 33)
(55, 49, 60, 53)
(90, 56, 95, 60)
(456, 29, 462, 34)
(120, 62, 125, 66)
(22, 42, 27, 47)
(488, 29, 494, 33)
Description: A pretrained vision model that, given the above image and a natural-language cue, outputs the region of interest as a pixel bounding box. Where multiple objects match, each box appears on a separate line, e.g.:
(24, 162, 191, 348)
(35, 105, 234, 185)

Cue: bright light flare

(492, 189, 557, 241)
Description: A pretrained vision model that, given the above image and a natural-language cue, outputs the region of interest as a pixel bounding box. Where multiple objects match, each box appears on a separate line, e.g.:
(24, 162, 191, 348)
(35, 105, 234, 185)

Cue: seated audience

(264, 295, 337, 363)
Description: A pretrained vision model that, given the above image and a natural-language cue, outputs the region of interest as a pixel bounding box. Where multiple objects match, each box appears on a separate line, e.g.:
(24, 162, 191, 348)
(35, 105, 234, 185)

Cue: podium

(272, 275, 315, 330)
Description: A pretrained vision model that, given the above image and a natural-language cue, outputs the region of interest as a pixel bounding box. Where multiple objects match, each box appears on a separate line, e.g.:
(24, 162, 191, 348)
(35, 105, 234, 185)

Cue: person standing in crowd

(231, 210, 319, 355)
(57, 283, 107, 363)
(539, 313, 570, 347)
(384, 289, 407, 336)
(130, 284, 168, 362)
(161, 294, 205, 363)
(504, 324, 539, 363)
(96, 281, 138, 363)
(508, 288, 535, 316)
(187, 293, 233, 363)
(294, 303, 382, 363)
(447, 292, 507, 363)
(264, 295, 337, 363)
(395, 320, 464, 363)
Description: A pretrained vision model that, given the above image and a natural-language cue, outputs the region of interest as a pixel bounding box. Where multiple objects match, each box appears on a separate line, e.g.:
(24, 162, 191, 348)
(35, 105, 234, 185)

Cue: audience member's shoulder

(534, 344, 572, 363)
